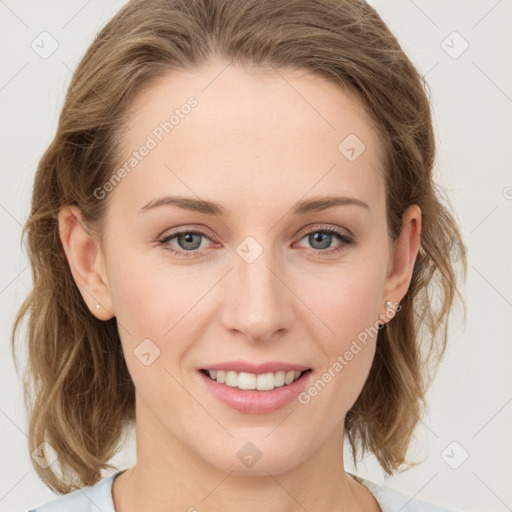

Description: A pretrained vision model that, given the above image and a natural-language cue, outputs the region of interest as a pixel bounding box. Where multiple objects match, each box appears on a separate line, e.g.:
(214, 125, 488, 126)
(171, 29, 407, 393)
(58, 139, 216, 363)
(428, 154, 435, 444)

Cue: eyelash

(157, 226, 353, 258)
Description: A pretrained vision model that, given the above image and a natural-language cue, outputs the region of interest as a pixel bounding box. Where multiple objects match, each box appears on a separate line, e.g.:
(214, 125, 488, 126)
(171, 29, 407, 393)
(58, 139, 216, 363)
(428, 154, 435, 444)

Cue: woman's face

(91, 61, 416, 475)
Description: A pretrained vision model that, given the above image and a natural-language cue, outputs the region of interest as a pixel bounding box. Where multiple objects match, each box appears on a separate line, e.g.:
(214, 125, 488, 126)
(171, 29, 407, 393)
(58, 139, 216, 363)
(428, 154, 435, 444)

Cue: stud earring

(385, 300, 394, 309)
(95, 304, 100, 310)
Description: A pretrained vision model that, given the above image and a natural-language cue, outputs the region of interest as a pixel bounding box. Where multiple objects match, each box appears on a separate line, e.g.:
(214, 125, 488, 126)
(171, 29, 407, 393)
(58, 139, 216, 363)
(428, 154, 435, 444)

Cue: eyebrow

(139, 195, 370, 216)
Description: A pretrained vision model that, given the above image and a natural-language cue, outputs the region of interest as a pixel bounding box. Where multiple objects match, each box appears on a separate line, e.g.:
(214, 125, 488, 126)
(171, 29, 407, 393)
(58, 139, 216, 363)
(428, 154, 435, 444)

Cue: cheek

(104, 250, 175, 381)
(295, 260, 385, 411)
(302, 258, 385, 345)
(106, 247, 189, 333)
(105, 249, 211, 379)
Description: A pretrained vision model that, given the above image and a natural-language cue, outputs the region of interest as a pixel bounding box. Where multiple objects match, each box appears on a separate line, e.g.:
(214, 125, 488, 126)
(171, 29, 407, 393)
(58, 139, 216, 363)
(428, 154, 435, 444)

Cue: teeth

(256, 373, 275, 391)
(206, 369, 305, 390)
(274, 371, 285, 387)
(238, 372, 256, 390)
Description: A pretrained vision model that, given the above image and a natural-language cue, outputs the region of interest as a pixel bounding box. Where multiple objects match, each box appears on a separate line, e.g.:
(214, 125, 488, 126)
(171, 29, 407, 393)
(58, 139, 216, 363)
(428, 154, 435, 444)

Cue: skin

(59, 60, 421, 512)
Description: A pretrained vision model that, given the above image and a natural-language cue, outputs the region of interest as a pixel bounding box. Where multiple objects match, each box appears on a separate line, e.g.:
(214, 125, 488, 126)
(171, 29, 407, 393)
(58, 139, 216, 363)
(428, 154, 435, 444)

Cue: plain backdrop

(1, 1, 511, 511)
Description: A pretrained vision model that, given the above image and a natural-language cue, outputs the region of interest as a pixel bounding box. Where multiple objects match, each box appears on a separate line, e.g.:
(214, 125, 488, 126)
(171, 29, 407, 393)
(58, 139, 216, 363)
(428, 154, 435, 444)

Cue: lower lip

(198, 370, 312, 414)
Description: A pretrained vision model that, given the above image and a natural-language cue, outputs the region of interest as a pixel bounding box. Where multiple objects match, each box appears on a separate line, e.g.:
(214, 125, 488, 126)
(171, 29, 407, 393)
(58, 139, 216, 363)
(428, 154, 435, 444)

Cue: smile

(201, 369, 307, 391)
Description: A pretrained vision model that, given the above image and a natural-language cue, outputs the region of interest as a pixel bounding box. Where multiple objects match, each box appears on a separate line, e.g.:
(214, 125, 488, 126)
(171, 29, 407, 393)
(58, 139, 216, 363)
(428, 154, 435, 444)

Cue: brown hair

(12, 0, 466, 494)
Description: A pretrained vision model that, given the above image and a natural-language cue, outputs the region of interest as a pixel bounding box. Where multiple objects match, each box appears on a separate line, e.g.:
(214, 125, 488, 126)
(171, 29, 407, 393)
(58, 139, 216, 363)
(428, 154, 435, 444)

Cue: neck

(112, 398, 379, 512)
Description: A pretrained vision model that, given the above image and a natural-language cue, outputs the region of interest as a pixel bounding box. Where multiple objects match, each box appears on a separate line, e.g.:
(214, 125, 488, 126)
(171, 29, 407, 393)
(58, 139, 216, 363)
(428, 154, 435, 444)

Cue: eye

(156, 225, 354, 258)
(295, 226, 353, 255)
(158, 228, 215, 256)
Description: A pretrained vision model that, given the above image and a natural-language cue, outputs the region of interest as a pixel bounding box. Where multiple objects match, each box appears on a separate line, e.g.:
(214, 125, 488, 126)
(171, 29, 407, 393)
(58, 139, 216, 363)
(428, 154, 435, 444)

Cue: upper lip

(200, 360, 310, 374)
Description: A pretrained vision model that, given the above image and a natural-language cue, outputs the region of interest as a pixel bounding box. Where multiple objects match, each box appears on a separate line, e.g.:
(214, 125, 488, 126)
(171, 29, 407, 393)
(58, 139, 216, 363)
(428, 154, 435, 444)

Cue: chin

(196, 434, 314, 476)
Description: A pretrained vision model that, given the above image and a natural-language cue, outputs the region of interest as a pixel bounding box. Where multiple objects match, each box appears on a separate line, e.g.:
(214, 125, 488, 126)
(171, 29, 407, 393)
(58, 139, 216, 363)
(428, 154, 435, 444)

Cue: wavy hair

(12, 0, 466, 494)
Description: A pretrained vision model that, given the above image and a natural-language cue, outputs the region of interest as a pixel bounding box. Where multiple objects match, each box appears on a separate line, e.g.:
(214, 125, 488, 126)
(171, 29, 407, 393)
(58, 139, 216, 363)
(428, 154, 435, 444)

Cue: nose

(220, 242, 295, 344)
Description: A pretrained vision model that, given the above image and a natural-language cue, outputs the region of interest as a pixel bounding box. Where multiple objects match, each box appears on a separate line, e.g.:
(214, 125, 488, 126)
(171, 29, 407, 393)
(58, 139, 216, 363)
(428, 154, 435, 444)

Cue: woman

(12, 0, 466, 510)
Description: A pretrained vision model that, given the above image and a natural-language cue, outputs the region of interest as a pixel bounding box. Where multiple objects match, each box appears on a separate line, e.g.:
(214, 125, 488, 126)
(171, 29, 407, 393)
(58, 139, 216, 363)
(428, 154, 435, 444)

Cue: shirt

(27, 470, 456, 511)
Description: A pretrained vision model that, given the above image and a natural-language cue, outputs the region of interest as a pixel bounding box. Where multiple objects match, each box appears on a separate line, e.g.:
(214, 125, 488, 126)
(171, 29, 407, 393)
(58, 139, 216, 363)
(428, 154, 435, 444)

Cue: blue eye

(297, 227, 353, 254)
(157, 226, 353, 257)
(158, 229, 212, 256)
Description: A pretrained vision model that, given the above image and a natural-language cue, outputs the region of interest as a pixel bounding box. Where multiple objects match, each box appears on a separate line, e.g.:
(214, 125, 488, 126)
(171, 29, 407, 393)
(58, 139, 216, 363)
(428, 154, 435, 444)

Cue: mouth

(199, 368, 312, 391)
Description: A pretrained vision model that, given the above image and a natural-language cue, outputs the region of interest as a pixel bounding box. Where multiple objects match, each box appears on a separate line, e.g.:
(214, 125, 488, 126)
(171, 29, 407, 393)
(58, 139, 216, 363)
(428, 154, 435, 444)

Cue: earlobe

(381, 204, 422, 312)
(58, 205, 114, 320)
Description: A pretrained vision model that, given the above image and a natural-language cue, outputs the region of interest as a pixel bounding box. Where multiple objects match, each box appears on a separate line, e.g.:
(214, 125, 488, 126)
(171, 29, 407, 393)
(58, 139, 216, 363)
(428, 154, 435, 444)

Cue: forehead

(111, 62, 386, 215)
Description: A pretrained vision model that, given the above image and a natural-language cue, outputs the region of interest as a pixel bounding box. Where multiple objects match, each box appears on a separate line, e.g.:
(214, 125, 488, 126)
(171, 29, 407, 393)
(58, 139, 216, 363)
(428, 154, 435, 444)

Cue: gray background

(1, 1, 511, 510)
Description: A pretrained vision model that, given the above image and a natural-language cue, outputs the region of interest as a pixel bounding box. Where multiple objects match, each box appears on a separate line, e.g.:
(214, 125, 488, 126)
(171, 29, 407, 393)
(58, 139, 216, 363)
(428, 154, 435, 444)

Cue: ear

(58, 205, 114, 320)
(380, 204, 422, 321)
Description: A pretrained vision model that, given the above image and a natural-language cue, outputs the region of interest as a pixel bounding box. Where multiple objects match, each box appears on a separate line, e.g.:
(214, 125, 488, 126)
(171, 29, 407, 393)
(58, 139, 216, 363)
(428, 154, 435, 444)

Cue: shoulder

(351, 474, 457, 512)
(27, 472, 121, 512)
